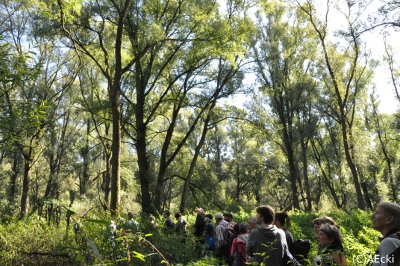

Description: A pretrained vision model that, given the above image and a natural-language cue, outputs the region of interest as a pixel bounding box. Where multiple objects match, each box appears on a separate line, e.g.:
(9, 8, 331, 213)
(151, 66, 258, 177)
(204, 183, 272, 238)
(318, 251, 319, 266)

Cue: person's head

(163, 211, 171, 219)
(248, 216, 259, 230)
(195, 207, 204, 214)
(372, 202, 400, 236)
(215, 212, 224, 223)
(128, 212, 134, 220)
(275, 212, 291, 229)
(233, 223, 240, 234)
(313, 216, 337, 235)
(175, 212, 182, 220)
(223, 212, 233, 222)
(317, 223, 343, 248)
(256, 205, 275, 225)
(149, 215, 155, 222)
(205, 214, 213, 220)
(238, 222, 248, 234)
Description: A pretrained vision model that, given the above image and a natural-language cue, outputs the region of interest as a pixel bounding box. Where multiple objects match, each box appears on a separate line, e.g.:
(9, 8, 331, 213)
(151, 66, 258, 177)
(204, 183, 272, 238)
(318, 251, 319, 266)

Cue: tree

(298, 0, 376, 209)
(251, 0, 320, 209)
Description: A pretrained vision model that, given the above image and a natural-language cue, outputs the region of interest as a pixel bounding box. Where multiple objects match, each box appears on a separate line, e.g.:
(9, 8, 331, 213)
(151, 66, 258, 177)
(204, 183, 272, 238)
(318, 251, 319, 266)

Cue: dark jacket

(194, 213, 206, 237)
(246, 225, 287, 265)
(283, 228, 295, 253)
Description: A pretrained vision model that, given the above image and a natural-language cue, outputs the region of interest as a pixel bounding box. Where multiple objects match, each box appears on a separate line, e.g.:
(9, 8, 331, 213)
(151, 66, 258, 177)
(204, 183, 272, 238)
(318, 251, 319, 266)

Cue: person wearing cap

(372, 201, 400, 265)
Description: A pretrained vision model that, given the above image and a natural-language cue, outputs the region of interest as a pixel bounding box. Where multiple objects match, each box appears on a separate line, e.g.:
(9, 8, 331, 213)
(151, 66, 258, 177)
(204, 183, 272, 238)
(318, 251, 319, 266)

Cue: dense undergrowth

(0, 207, 380, 265)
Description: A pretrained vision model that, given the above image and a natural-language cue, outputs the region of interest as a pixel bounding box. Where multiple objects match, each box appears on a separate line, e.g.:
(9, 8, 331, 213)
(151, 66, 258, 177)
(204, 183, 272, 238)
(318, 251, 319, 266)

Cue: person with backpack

(246, 205, 287, 265)
(230, 223, 249, 266)
(276, 212, 302, 265)
(275, 212, 295, 253)
(372, 201, 400, 266)
(215, 212, 234, 264)
(204, 214, 216, 255)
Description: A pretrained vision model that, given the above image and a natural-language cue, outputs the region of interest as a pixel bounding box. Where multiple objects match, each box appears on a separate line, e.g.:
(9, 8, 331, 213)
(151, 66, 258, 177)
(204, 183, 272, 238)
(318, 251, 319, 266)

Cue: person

(371, 201, 400, 266)
(107, 220, 117, 247)
(313, 223, 347, 265)
(246, 205, 287, 265)
(163, 211, 174, 233)
(194, 207, 206, 256)
(248, 216, 259, 232)
(215, 212, 234, 264)
(126, 212, 139, 232)
(275, 212, 295, 253)
(204, 214, 216, 255)
(313, 216, 337, 236)
(230, 222, 249, 266)
(224, 212, 237, 226)
(149, 215, 159, 229)
(174, 212, 187, 236)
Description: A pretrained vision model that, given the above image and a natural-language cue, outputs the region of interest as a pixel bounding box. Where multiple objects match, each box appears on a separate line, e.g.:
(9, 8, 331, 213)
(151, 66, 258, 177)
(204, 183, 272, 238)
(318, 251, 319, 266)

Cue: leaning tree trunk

(340, 114, 365, 210)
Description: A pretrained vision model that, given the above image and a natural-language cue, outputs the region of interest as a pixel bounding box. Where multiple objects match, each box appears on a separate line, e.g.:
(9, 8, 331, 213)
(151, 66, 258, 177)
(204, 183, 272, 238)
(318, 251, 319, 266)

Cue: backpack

(292, 239, 311, 262)
(221, 225, 234, 247)
(283, 248, 302, 266)
(387, 230, 400, 266)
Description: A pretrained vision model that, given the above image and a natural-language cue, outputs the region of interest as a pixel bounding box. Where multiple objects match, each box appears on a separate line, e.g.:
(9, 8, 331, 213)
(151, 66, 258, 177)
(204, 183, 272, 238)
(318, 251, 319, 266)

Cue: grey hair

(377, 202, 400, 228)
(248, 216, 258, 224)
(319, 223, 343, 245)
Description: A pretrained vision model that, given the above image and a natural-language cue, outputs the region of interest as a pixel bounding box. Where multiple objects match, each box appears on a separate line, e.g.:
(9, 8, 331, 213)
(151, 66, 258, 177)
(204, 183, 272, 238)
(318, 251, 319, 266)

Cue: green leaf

(85, 237, 102, 261)
(75, 254, 85, 262)
(85, 219, 110, 225)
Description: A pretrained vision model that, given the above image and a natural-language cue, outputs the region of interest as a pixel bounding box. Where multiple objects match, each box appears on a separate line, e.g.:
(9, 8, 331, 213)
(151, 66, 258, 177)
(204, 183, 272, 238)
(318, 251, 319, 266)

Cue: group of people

(107, 201, 400, 265)
(194, 206, 303, 265)
(192, 201, 400, 266)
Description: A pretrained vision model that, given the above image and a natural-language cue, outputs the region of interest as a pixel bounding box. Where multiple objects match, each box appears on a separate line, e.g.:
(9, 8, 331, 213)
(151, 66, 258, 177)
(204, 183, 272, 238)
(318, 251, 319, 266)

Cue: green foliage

(0, 208, 383, 265)
(0, 216, 75, 265)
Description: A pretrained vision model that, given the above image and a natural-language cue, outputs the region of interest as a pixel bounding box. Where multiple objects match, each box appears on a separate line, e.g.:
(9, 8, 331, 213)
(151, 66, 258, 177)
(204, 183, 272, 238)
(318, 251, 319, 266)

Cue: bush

(0, 208, 381, 265)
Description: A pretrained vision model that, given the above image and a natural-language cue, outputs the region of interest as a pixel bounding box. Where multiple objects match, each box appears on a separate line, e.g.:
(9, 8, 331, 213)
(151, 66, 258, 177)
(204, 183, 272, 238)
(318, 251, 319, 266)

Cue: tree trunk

(135, 62, 155, 214)
(300, 139, 312, 211)
(340, 115, 365, 210)
(9, 150, 21, 205)
(311, 140, 342, 209)
(103, 148, 112, 210)
(179, 69, 228, 212)
(20, 155, 33, 218)
(109, 0, 133, 218)
(80, 120, 91, 195)
(109, 80, 121, 217)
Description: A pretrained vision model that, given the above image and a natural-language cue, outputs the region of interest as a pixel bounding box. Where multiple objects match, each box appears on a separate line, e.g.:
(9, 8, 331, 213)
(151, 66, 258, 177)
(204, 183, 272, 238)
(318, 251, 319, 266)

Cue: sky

(221, 0, 400, 114)
(366, 32, 400, 114)
(324, 0, 400, 114)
